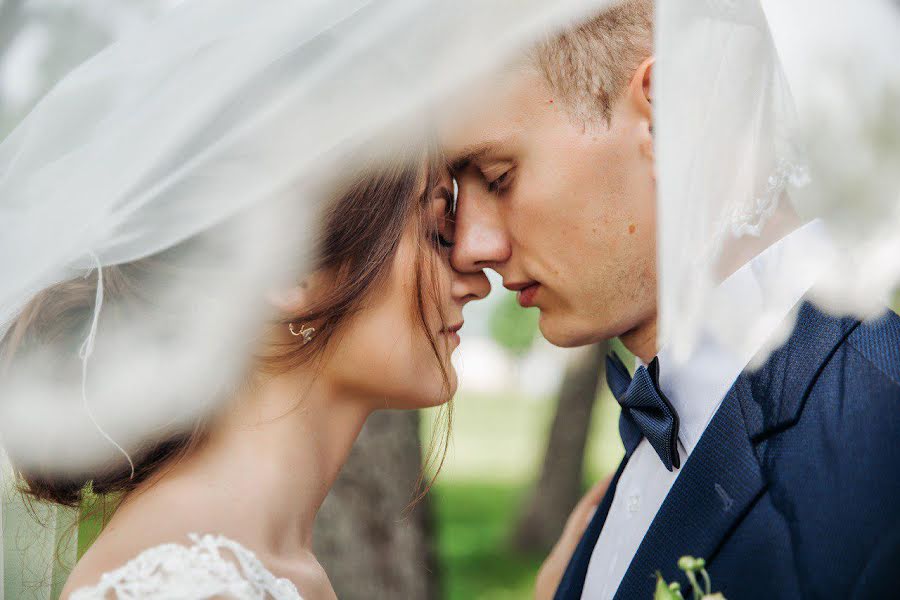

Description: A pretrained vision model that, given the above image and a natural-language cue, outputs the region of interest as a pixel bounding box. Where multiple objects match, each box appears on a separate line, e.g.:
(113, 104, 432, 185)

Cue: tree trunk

(512, 342, 608, 554)
(314, 410, 440, 600)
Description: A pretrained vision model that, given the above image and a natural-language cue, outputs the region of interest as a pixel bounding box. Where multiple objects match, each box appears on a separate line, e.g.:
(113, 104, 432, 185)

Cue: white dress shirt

(581, 221, 830, 599)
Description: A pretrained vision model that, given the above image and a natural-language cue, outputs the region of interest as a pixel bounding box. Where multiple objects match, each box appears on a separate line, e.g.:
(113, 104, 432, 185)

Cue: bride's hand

(534, 475, 612, 600)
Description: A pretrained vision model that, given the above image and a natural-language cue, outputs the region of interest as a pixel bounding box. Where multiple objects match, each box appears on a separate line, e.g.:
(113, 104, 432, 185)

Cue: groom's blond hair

(532, 0, 653, 123)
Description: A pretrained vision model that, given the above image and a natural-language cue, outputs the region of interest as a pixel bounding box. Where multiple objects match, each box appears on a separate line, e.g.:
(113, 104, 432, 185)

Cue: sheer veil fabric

(656, 0, 900, 365)
(0, 1, 613, 597)
(1, 0, 899, 597)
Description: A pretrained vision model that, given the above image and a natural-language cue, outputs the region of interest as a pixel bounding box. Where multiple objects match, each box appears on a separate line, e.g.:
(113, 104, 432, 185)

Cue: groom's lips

(506, 281, 540, 308)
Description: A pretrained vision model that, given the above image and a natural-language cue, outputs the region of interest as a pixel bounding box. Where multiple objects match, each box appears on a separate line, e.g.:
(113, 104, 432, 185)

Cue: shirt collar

(652, 219, 830, 455)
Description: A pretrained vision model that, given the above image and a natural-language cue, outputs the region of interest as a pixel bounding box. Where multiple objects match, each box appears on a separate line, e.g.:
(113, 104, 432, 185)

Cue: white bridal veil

(1, 0, 899, 597)
(656, 0, 900, 363)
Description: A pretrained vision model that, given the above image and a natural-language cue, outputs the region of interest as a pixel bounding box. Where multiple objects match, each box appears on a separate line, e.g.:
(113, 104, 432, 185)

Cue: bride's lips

(441, 321, 463, 346)
(505, 281, 540, 308)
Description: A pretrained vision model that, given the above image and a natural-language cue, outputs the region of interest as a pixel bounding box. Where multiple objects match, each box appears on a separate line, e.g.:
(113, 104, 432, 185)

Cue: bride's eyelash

(427, 186, 455, 249)
(431, 231, 454, 249)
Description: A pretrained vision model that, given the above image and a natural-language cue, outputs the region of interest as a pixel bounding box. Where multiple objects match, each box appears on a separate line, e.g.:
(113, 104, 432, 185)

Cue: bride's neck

(139, 367, 372, 556)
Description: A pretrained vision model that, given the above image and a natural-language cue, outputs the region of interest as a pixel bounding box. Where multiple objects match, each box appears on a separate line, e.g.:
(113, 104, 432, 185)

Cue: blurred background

(2, 2, 898, 599)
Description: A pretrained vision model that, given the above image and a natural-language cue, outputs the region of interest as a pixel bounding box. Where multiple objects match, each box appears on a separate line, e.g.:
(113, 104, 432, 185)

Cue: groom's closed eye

(484, 167, 514, 194)
(452, 161, 511, 198)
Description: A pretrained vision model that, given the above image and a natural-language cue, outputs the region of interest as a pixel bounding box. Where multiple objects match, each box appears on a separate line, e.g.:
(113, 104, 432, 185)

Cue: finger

(583, 473, 613, 505)
(572, 474, 612, 520)
(583, 504, 598, 528)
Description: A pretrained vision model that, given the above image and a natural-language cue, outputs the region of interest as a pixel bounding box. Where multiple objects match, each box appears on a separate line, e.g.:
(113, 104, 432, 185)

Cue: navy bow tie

(606, 353, 681, 471)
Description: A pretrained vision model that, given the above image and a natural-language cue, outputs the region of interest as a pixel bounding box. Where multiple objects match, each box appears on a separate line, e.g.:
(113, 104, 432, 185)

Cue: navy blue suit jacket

(556, 303, 900, 599)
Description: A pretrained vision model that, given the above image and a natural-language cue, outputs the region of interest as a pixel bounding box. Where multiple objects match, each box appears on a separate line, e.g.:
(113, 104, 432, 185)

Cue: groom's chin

(538, 313, 605, 349)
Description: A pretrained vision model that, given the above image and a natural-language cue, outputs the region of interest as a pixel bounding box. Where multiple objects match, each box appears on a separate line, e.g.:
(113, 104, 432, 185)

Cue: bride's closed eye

(432, 227, 454, 249)
(433, 231, 454, 249)
(429, 185, 456, 250)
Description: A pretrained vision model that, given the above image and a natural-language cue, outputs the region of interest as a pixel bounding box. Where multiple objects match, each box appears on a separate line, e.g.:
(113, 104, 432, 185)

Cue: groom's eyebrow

(449, 140, 507, 172)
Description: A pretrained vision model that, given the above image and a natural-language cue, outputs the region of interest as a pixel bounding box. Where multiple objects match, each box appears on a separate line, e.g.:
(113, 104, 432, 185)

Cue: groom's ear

(627, 56, 655, 162)
(627, 56, 654, 122)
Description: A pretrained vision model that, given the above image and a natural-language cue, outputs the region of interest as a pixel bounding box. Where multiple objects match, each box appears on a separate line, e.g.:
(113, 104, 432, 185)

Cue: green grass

(426, 387, 623, 600)
(76, 495, 108, 559)
(433, 480, 544, 600)
(425, 387, 623, 484)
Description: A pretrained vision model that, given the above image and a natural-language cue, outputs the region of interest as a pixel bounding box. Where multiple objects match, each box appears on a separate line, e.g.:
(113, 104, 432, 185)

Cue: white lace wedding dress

(69, 533, 302, 600)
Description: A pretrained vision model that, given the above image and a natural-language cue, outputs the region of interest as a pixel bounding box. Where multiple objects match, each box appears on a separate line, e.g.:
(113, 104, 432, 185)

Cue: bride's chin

(419, 372, 458, 408)
(385, 392, 453, 411)
(422, 384, 457, 408)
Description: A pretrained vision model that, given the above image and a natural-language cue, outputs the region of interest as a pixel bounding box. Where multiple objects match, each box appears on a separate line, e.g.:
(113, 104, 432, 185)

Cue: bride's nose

(452, 268, 490, 305)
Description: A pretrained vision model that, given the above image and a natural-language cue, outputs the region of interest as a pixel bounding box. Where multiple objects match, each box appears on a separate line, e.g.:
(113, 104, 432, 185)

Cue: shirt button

(627, 494, 641, 513)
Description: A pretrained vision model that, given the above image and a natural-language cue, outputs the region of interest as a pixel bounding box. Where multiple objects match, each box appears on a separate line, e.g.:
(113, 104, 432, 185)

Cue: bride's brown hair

(0, 146, 453, 509)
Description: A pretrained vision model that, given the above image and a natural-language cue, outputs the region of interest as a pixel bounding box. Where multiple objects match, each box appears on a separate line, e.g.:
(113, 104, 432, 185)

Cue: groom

(441, 1, 900, 598)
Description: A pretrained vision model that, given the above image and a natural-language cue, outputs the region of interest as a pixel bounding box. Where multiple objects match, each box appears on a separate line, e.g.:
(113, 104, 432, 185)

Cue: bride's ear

(266, 272, 321, 315)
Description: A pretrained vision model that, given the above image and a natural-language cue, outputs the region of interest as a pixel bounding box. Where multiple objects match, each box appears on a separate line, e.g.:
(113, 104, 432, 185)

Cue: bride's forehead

(417, 157, 453, 197)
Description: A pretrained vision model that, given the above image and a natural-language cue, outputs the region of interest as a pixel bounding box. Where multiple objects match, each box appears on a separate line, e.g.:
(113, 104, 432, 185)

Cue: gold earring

(289, 323, 316, 344)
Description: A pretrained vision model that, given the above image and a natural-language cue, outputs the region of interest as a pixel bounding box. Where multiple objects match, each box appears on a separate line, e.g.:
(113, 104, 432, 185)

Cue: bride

(1, 149, 488, 599)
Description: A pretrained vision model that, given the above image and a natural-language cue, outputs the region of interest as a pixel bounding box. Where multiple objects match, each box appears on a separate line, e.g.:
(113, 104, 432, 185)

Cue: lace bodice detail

(69, 533, 302, 600)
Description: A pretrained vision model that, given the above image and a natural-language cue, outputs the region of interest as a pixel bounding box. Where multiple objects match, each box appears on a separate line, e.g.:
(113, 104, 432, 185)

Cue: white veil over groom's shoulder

(655, 0, 900, 366)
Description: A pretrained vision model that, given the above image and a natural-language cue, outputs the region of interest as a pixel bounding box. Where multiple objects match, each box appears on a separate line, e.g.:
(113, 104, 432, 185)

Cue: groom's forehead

(441, 121, 520, 172)
(438, 66, 545, 164)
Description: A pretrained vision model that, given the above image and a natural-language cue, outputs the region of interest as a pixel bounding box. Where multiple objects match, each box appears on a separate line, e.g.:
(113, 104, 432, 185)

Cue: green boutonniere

(653, 556, 725, 600)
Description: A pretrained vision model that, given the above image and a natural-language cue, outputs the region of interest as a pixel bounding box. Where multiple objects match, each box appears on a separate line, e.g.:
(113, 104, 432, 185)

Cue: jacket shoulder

(844, 308, 900, 388)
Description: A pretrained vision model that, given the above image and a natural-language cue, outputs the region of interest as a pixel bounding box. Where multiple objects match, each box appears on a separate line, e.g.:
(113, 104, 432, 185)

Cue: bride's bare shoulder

(60, 483, 227, 599)
(59, 520, 197, 599)
(58, 498, 311, 599)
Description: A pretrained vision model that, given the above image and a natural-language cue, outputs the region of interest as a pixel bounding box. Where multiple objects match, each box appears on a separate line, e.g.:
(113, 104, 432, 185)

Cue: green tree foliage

(489, 291, 540, 357)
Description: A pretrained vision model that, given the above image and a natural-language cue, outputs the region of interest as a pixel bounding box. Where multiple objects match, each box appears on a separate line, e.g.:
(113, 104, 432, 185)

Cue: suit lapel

(554, 457, 629, 600)
(613, 383, 765, 599)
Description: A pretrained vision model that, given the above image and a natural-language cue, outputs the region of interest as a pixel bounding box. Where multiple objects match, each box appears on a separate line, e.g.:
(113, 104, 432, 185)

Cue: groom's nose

(451, 182, 511, 274)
